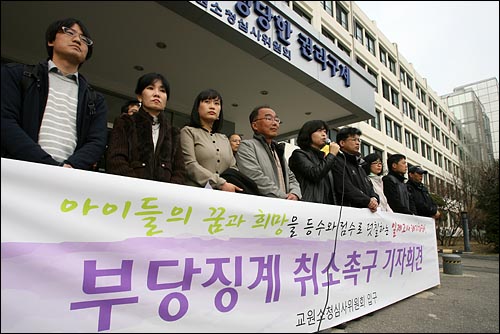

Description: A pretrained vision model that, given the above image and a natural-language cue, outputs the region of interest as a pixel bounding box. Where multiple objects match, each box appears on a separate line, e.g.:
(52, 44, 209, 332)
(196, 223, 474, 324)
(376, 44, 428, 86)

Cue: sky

(356, 1, 499, 96)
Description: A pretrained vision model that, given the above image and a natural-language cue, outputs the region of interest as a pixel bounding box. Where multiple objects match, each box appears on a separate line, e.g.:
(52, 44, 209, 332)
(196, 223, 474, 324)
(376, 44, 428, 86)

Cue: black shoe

(334, 322, 348, 329)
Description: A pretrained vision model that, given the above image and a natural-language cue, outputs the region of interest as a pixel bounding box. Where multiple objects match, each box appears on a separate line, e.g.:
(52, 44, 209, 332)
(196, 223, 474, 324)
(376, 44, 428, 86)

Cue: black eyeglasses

(61, 26, 93, 46)
(253, 116, 282, 124)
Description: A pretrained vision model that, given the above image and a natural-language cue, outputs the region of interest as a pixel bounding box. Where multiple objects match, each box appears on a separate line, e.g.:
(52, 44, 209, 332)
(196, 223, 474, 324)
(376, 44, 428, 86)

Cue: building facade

(447, 78, 499, 161)
(280, 1, 463, 195)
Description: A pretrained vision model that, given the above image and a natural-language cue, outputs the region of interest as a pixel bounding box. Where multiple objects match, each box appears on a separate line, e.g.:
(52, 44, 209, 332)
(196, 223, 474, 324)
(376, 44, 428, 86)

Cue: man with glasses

(236, 105, 301, 200)
(228, 133, 242, 155)
(1, 18, 108, 170)
(333, 127, 379, 212)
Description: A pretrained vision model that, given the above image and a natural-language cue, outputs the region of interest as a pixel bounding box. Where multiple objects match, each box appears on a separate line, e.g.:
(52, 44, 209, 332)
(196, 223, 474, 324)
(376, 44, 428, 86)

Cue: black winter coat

(383, 171, 416, 214)
(406, 180, 438, 217)
(288, 147, 337, 205)
(332, 151, 379, 208)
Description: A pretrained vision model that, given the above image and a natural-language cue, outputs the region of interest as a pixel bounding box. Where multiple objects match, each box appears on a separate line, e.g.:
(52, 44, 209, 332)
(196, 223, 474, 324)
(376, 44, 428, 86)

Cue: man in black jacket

(383, 154, 416, 214)
(332, 127, 379, 212)
(1, 17, 108, 170)
(407, 166, 441, 219)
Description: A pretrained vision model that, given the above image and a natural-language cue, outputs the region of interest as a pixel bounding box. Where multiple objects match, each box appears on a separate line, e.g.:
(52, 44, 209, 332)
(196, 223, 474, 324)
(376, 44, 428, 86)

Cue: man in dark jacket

(383, 154, 416, 214)
(1, 18, 107, 170)
(407, 166, 441, 219)
(332, 127, 379, 212)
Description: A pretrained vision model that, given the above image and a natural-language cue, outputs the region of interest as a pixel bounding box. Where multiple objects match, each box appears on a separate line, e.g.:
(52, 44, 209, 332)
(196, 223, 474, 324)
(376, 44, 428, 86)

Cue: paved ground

(323, 253, 499, 333)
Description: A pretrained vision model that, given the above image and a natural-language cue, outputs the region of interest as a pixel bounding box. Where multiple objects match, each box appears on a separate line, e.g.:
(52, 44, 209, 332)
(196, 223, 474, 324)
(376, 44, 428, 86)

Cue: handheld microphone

(325, 138, 331, 145)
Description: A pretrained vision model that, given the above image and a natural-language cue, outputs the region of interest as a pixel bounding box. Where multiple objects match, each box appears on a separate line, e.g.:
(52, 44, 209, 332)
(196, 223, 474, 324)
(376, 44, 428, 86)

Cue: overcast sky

(356, 1, 499, 96)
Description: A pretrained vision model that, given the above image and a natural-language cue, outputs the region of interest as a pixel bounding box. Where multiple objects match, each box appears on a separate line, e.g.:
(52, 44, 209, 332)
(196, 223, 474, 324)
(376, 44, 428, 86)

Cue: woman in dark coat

(106, 72, 185, 184)
(288, 120, 340, 204)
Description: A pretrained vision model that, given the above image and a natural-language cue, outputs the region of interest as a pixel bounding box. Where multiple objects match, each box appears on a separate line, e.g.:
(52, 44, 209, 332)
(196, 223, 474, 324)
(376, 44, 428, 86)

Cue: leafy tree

(475, 160, 499, 251)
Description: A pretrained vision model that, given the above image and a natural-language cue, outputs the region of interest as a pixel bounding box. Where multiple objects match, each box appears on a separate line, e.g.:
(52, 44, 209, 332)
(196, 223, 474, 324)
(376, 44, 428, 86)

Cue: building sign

(195, 1, 350, 87)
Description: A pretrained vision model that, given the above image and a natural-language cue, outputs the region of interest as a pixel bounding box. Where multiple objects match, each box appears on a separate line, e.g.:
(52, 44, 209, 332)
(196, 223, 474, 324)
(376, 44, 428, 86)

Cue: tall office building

(447, 78, 499, 161)
(444, 89, 493, 163)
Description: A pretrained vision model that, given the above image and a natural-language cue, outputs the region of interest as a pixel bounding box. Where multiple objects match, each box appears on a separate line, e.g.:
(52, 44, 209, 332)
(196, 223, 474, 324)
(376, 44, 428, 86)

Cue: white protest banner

(1, 158, 440, 332)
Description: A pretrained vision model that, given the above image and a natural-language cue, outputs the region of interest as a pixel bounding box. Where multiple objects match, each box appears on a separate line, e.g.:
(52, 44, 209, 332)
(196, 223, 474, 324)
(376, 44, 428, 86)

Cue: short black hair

(336, 127, 361, 144)
(296, 120, 329, 150)
(135, 73, 170, 100)
(387, 154, 406, 171)
(189, 89, 224, 133)
(249, 105, 271, 124)
(121, 100, 140, 114)
(45, 18, 93, 62)
(362, 152, 383, 175)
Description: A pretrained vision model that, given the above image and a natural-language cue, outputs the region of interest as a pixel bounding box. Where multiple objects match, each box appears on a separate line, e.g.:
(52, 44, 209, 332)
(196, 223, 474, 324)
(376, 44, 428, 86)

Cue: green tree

(475, 160, 499, 251)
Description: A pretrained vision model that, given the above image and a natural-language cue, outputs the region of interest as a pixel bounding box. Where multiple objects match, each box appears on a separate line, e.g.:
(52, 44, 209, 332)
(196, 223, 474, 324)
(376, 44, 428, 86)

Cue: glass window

(321, 1, 334, 16)
(407, 76, 413, 91)
(321, 28, 336, 45)
(355, 22, 364, 44)
(366, 33, 375, 55)
(394, 123, 402, 143)
(405, 131, 411, 149)
(361, 142, 371, 157)
(371, 109, 381, 130)
(367, 67, 378, 92)
(382, 79, 390, 101)
(336, 2, 348, 30)
(391, 89, 399, 108)
(412, 135, 419, 153)
(293, 4, 311, 24)
(385, 116, 393, 137)
(379, 48, 387, 66)
(389, 57, 396, 75)
(337, 41, 351, 57)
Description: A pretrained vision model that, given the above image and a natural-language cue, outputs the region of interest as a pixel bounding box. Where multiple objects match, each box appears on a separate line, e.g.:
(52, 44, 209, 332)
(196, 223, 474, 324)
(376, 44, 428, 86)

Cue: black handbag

(220, 168, 261, 196)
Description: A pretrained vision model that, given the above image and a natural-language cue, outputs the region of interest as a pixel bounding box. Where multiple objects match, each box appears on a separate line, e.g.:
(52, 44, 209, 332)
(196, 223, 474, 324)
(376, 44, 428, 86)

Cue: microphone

(325, 138, 331, 145)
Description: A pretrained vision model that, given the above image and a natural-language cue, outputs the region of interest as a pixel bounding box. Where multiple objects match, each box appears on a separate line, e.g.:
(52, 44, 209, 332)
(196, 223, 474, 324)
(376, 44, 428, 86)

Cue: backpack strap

(21, 64, 41, 98)
(86, 84, 97, 116)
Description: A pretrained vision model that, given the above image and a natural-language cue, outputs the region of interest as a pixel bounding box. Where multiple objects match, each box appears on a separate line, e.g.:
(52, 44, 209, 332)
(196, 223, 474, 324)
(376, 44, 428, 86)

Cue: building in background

(444, 88, 494, 164)
(280, 1, 463, 196)
(446, 78, 499, 161)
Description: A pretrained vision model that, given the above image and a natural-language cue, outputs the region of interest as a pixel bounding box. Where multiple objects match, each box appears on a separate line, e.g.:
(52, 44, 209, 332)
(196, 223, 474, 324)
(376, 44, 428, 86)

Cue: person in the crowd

(106, 72, 185, 184)
(236, 105, 301, 200)
(362, 153, 393, 212)
(407, 165, 441, 219)
(180, 88, 242, 192)
(332, 127, 379, 212)
(229, 133, 242, 155)
(288, 120, 340, 204)
(383, 154, 416, 214)
(1, 17, 108, 169)
(121, 99, 141, 116)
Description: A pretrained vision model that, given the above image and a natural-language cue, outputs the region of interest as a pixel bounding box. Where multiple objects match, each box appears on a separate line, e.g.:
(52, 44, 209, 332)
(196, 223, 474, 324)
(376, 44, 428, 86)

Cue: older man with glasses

(236, 105, 301, 200)
(1, 17, 108, 170)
